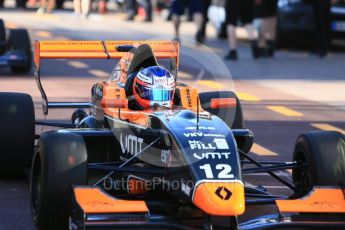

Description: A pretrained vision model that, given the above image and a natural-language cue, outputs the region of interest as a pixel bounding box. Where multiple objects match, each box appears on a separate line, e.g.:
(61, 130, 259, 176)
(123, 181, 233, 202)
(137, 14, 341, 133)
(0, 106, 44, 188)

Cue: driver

(131, 66, 175, 110)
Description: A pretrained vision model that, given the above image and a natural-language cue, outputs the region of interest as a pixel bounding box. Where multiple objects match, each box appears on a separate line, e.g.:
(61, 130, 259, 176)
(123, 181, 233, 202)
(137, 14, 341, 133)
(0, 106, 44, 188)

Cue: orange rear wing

(34, 40, 179, 115)
(34, 40, 180, 69)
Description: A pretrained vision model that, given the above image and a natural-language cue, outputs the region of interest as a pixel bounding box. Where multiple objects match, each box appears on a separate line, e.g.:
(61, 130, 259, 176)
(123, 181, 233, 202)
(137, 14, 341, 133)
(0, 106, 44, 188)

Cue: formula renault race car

(0, 40, 344, 230)
(0, 19, 32, 74)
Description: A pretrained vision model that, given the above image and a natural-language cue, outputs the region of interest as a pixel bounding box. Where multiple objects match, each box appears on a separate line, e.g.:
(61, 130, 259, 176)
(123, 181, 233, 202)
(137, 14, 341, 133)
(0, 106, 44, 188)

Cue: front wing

(70, 186, 345, 229)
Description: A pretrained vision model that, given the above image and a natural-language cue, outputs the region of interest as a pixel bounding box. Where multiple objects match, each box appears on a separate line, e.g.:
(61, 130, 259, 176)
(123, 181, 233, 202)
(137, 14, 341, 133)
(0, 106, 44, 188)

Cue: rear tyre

(199, 91, 244, 129)
(30, 132, 87, 230)
(0, 19, 6, 55)
(7, 29, 32, 74)
(292, 131, 345, 198)
(0, 92, 35, 176)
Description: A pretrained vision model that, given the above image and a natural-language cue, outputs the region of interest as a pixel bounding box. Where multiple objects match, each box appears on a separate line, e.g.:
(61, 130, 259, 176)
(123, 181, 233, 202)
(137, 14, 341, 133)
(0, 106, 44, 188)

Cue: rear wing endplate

(34, 40, 179, 115)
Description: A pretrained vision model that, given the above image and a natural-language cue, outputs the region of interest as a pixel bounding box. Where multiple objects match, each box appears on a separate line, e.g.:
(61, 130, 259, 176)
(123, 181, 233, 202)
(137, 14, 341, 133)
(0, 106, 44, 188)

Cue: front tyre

(30, 132, 87, 230)
(292, 131, 345, 198)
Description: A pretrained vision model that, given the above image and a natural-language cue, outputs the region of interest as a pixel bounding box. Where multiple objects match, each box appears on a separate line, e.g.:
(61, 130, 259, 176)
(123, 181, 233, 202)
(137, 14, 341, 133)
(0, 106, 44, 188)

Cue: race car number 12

(199, 164, 234, 179)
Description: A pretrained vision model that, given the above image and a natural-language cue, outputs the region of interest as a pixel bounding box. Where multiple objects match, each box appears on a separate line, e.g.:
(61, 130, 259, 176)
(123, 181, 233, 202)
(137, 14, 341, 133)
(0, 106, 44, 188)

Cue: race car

(276, 0, 345, 48)
(0, 19, 32, 74)
(0, 40, 344, 230)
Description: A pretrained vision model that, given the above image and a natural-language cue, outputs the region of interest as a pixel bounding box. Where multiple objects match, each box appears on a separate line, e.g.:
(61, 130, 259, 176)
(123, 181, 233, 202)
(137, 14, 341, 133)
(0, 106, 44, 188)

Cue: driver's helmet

(133, 66, 175, 109)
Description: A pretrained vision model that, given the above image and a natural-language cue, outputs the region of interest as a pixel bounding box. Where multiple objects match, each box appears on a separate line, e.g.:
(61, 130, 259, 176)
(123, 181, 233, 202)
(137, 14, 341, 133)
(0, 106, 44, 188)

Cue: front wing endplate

(276, 187, 345, 213)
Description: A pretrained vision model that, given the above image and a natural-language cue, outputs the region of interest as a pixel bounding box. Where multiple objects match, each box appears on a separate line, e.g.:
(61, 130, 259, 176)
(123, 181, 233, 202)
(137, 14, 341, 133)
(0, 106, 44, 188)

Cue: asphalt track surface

(0, 7, 344, 230)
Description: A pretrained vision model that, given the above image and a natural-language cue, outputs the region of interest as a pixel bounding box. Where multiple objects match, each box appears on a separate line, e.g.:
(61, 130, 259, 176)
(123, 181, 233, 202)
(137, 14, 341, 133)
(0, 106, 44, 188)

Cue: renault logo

(215, 186, 232, 200)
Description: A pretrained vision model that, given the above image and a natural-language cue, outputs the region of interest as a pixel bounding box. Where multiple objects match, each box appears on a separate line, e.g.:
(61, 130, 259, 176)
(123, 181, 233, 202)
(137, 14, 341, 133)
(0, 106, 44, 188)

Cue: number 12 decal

(199, 164, 234, 179)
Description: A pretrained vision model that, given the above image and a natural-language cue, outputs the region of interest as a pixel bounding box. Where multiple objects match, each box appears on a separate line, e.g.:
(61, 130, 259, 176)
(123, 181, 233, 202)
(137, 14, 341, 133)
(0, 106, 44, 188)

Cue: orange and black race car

(0, 40, 344, 230)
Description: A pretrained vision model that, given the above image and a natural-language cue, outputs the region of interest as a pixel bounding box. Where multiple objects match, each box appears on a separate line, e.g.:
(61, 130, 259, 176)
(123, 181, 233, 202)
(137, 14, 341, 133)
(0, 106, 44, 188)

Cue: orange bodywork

(74, 187, 149, 214)
(99, 82, 203, 127)
(177, 86, 201, 111)
(210, 98, 237, 109)
(99, 82, 149, 126)
(101, 98, 128, 109)
(34, 40, 179, 69)
(276, 187, 345, 213)
(193, 181, 245, 216)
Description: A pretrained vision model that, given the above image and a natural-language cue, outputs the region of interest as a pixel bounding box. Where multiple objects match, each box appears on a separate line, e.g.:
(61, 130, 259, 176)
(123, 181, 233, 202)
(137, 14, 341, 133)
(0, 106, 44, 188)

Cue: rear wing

(33, 40, 179, 115)
(34, 40, 179, 69)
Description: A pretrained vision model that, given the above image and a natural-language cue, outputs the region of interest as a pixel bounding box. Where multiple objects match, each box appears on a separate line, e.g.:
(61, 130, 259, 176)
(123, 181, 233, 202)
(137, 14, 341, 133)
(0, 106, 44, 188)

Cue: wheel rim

(293, 148, 313, 197)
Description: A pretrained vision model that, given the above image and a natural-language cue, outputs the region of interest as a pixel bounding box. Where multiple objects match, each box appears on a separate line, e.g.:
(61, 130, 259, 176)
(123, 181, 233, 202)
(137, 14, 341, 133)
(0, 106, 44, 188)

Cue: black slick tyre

(292, 131, 345, 197)
(0, 92, 35, 176)
(7, 29, 32, 74)
(30, 132, 88, 230)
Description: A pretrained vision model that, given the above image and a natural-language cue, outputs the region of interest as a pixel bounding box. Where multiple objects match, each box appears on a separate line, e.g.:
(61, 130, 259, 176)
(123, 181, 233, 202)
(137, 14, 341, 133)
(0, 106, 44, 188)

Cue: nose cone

(193, 181, 245, 216)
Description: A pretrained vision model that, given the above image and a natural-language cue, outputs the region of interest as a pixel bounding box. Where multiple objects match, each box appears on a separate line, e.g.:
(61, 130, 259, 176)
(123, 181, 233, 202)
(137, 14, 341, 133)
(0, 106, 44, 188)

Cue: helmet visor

(136, 84, 174, 101)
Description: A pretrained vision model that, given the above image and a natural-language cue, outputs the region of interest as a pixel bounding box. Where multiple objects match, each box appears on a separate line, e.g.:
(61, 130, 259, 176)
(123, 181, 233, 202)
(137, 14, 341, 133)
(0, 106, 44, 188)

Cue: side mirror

(101, 99, 128, 109)
(210, 98, 237, 109)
